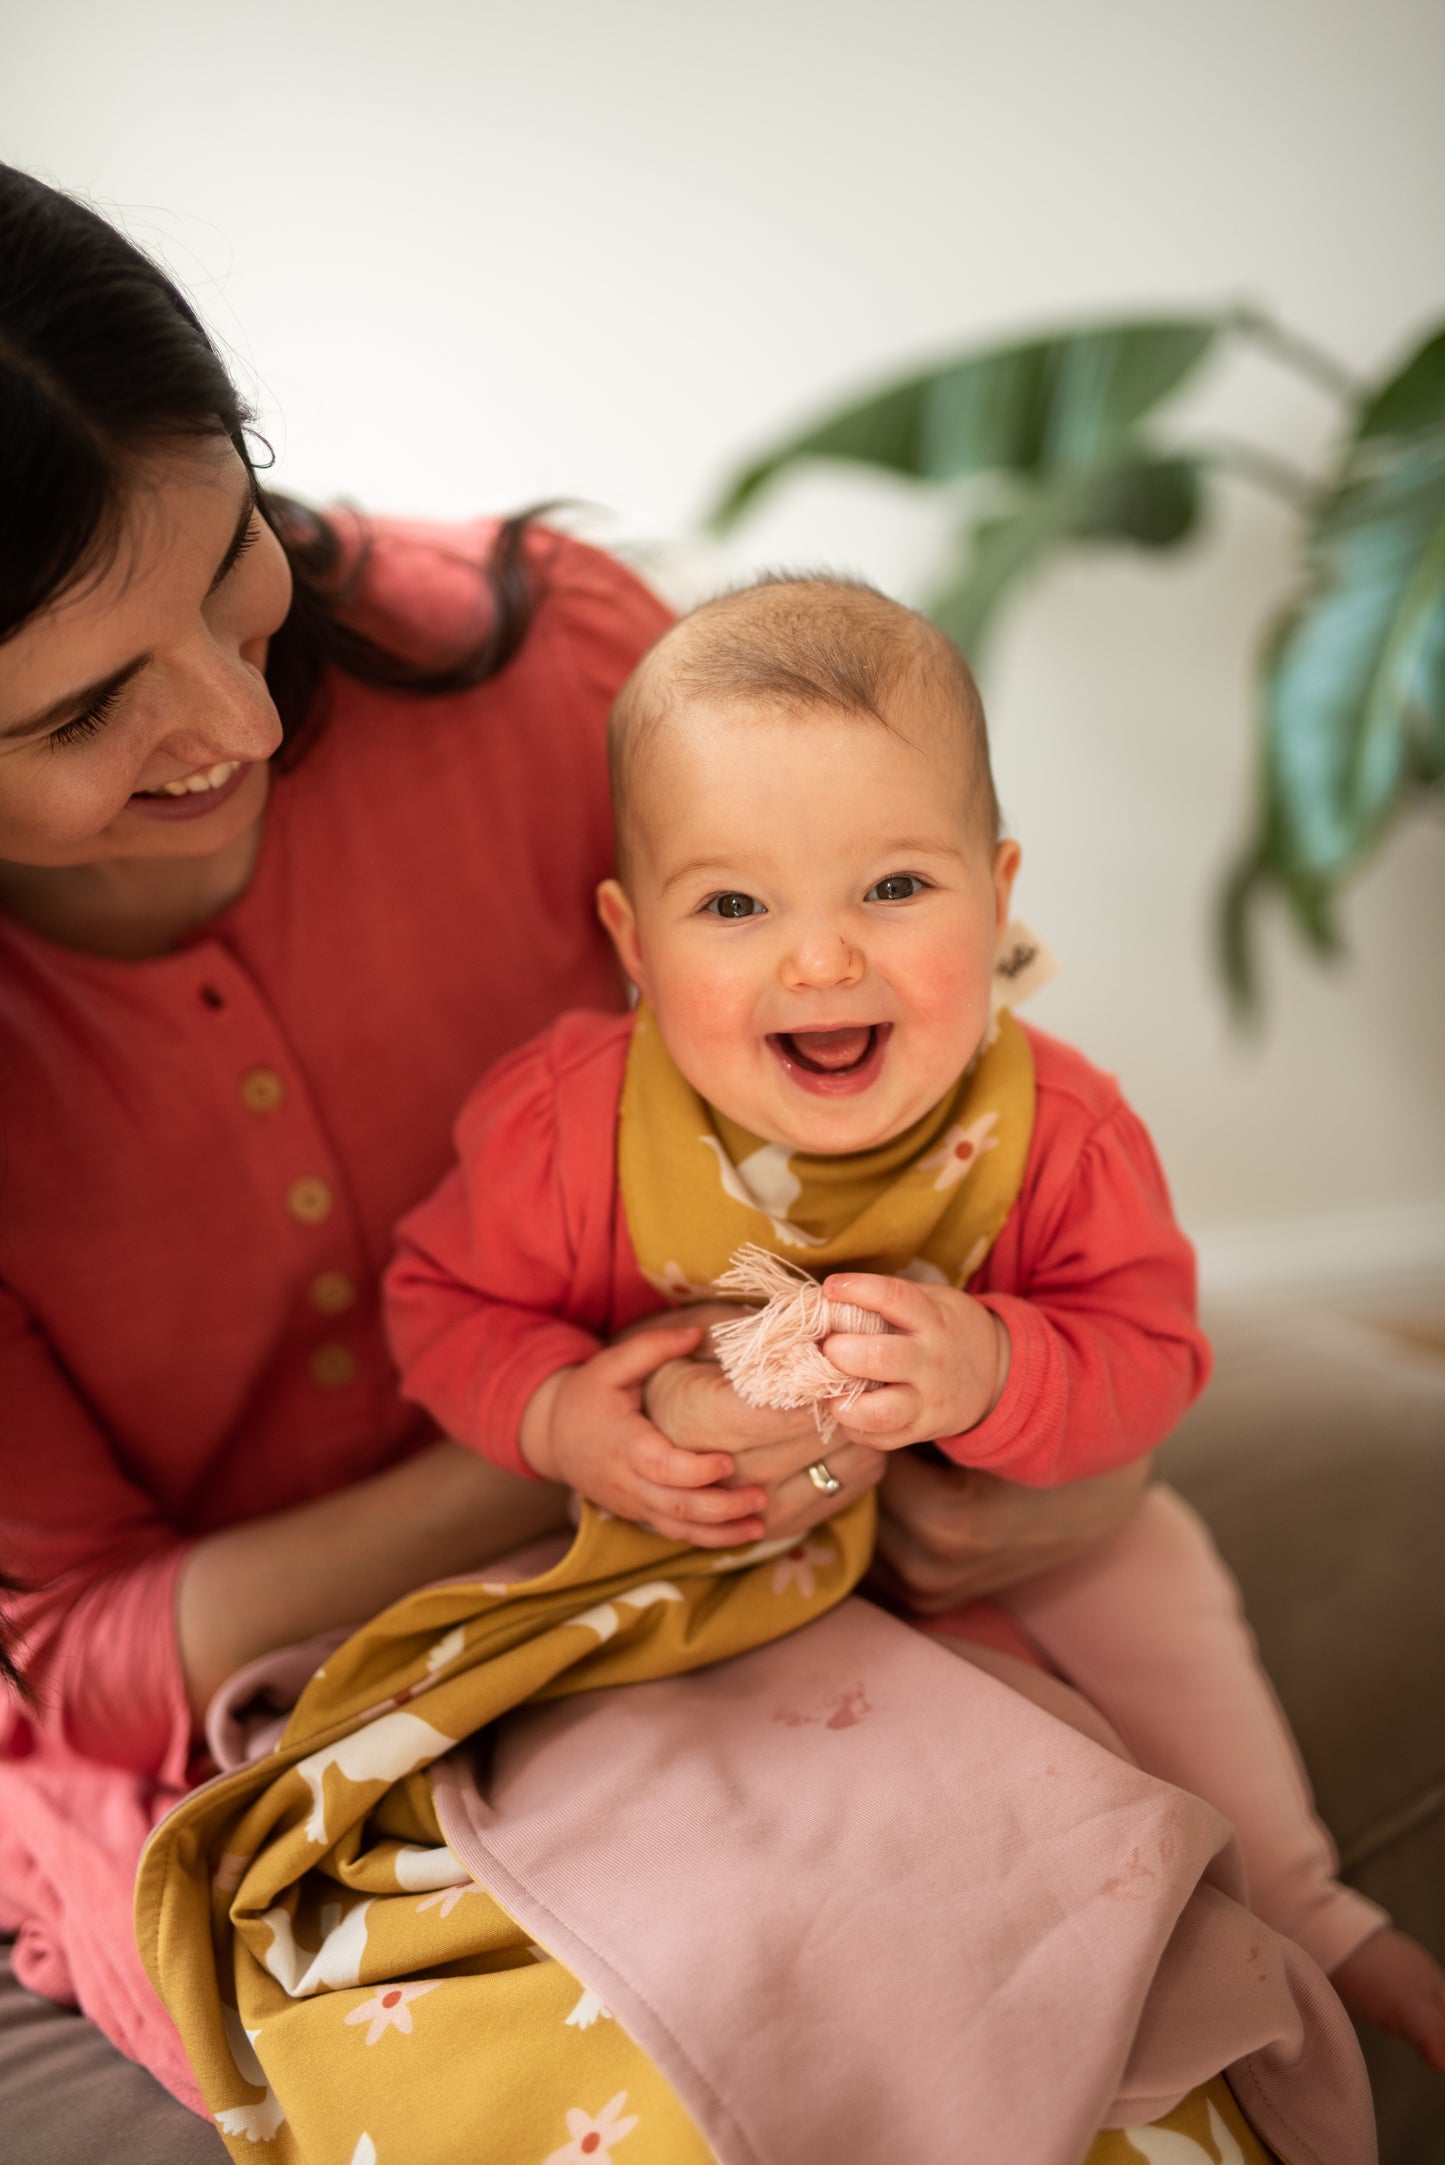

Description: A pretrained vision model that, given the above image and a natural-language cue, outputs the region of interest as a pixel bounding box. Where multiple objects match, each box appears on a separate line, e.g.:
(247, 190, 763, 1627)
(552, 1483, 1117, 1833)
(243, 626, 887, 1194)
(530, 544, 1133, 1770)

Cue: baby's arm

(1001, 1484, 1445, 2070)
(386, 1029, 766, 1545)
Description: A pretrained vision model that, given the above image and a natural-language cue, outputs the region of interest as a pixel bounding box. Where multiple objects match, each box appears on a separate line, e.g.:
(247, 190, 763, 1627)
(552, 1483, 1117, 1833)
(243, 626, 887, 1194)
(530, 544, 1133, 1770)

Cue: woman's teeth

(139, 761, 242, 798)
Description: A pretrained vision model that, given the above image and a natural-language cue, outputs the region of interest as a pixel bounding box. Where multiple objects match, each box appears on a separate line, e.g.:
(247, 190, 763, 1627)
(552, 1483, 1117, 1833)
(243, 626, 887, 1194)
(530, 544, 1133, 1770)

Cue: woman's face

(0, 436, 292, 870)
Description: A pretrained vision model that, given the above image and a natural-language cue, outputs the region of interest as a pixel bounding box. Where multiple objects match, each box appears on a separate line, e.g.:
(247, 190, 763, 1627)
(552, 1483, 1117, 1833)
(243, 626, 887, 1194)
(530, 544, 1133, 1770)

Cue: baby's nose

(780, 928, 864, 990)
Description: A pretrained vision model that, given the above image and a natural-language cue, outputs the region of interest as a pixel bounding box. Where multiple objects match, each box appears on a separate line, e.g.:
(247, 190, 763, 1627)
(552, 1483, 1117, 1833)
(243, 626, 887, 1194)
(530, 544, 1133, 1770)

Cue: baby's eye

(704, 892, 765, 920)
(866, 874, 926, 903)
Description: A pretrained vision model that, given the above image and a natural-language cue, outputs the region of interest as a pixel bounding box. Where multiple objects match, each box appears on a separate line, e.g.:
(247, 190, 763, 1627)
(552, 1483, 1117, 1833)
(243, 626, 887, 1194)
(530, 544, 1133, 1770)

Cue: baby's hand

(820, 1273, 1009, 1451)
(519, 1326, 769, 1548)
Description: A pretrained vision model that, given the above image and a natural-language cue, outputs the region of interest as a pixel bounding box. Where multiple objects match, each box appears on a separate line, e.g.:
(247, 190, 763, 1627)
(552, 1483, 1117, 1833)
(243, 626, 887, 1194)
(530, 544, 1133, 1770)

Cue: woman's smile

(125, 758, 254, 820)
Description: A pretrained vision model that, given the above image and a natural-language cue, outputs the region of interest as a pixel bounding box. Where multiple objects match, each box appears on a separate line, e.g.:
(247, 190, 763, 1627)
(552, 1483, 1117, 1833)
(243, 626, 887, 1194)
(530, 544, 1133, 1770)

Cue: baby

(387, 573, 1445, 2068)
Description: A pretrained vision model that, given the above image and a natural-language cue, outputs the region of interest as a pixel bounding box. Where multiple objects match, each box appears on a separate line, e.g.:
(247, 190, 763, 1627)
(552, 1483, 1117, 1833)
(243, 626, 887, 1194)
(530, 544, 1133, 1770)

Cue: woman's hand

(871, 1449, 1155, 1614)
(520, 1326, 769, 1547)
(644, 1337, 886, 1541)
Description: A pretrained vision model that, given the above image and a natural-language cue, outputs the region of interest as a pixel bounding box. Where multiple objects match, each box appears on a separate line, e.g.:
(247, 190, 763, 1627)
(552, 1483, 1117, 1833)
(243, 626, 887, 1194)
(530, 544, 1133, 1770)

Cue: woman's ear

(596, 878, 649, 998)
(991, 839, 1022, 934)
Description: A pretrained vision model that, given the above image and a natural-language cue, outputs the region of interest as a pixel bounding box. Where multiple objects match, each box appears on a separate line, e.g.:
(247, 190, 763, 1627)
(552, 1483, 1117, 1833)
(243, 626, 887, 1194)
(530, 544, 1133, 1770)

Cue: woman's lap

(0, 1938, 224, 2164)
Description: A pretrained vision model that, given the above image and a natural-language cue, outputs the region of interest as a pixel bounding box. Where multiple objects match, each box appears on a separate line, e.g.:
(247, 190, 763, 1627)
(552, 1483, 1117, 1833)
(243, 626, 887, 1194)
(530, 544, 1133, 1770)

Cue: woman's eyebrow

(0, 483, 259, 743)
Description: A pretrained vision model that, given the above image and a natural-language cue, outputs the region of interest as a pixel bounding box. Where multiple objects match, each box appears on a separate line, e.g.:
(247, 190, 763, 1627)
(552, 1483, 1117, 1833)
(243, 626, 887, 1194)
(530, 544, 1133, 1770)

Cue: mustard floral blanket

(135, 1494, 1290, 2165)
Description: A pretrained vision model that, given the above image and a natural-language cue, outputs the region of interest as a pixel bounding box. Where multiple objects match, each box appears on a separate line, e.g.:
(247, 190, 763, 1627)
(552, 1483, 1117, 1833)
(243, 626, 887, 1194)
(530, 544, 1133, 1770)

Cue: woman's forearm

(175, 1443, 569, 1720)
(871, 1452, 1155, 1614)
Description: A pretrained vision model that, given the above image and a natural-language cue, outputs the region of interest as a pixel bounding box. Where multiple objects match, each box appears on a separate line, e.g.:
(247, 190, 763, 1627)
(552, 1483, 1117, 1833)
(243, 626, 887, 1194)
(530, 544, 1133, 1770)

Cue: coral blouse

(0, 523, 669, 1790)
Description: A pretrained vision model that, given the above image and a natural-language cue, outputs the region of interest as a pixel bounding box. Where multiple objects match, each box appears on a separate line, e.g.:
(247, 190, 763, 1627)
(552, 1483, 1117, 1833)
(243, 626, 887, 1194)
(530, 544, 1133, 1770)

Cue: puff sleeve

(939, 1092, 1212, 1486)
(385, 1022, 620, 1478)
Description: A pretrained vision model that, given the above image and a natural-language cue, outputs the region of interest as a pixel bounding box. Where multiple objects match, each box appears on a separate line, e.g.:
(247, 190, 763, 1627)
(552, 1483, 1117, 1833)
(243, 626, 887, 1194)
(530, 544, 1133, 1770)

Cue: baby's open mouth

(771, 1024, 881, 1075)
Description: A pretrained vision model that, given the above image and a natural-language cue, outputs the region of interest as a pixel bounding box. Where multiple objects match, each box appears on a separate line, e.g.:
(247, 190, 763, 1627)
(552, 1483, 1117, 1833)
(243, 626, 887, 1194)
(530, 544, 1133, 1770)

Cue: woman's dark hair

(0, 162, 542, 753)
(0, 166, 546, 1700)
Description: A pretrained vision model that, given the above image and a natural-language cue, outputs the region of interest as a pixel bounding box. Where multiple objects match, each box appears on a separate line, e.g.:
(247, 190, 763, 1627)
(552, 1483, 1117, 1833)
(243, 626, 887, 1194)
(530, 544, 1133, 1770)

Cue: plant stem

(1197, 437, 1319, 512)
(1232, 308, 1362, 407)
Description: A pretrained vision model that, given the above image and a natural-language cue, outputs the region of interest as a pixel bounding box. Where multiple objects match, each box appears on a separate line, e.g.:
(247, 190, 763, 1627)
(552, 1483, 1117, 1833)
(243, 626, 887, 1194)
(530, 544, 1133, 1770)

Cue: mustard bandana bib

(619, 985, 1037, 1309)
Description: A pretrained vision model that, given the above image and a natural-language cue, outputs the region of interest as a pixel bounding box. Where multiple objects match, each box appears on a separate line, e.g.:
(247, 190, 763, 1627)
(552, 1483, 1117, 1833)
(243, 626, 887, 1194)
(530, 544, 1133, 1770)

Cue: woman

(0, 164, 1248, 2161)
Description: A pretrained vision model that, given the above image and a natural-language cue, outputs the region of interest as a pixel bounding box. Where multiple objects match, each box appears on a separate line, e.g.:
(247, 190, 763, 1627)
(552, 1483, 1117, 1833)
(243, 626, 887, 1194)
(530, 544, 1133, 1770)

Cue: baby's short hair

(609, 574, 1000, 876)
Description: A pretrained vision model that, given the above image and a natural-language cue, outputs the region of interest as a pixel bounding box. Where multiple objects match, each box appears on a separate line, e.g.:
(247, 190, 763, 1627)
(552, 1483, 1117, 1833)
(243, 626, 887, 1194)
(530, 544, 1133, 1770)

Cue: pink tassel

(709, 1246, 889, 1439)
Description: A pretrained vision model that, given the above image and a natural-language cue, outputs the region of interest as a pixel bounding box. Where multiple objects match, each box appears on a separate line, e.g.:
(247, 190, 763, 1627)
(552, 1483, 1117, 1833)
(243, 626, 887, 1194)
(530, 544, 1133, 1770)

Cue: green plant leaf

(710, 317, 1222, 529)
(927, 457, 1205, 659)
(1070, 456, 1203, 548)
(928, 500, 1073, 656)
(1264, 438, 1445, 877)
(1353, 323, 1445, 444)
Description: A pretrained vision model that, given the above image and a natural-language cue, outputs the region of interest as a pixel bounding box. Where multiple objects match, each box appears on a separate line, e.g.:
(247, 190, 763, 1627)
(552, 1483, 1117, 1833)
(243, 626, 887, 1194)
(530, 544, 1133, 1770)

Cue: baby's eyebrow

(872, 837, 968, 861)
(658, 854, 769, 896)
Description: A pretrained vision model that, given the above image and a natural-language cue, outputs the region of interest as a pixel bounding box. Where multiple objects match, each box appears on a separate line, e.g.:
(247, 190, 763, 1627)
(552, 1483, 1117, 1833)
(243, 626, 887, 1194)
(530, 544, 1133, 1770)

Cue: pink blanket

(436, 1597, 1375, 2165)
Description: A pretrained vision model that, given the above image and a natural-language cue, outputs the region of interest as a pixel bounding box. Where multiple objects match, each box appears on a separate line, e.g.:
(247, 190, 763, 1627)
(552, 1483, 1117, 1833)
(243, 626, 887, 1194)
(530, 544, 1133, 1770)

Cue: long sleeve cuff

(933, 1293, 1076, 1485)
(455, 1318, 603, 1479)
(21, 1541, 196, 1782)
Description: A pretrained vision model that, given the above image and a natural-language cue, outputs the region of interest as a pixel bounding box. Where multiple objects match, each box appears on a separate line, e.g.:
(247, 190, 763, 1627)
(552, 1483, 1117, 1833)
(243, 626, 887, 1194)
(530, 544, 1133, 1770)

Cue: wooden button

(309, 1342, 357, 1388)
(286, 1176, 333, 1225)
(309, 1270, 357, 1315)
(240, 1065, 285, 1114)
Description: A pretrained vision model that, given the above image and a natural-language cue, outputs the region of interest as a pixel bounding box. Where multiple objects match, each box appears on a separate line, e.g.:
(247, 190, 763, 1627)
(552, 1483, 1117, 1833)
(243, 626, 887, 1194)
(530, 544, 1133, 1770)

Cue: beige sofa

(1163, 1294, 1445, 2161)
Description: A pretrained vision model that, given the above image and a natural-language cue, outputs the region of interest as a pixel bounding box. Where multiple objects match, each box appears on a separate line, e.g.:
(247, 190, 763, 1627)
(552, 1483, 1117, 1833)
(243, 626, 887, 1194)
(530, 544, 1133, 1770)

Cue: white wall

(5, 0, 1443, 1252)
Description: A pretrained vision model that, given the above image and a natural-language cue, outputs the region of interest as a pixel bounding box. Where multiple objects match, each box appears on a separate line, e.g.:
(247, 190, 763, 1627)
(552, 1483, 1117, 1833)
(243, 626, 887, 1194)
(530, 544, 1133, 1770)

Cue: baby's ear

(991, 838, 1022, 932)
(596, 878, 647, 995)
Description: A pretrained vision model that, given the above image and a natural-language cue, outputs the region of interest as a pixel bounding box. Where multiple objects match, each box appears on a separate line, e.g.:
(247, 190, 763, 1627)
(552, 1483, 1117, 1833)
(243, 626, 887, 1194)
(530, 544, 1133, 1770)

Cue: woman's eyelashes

(47, 684, 123, 752)
(44, 518, 260, 753)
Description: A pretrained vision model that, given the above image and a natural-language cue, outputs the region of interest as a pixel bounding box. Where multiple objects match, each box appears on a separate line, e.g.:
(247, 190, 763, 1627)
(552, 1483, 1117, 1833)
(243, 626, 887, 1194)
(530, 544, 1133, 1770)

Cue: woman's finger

(764, 1448, 885, 1538)
(634, 1474, 768, 1528)
(639, 1498, 768, 1548)
(720, 1424, 847, 1488)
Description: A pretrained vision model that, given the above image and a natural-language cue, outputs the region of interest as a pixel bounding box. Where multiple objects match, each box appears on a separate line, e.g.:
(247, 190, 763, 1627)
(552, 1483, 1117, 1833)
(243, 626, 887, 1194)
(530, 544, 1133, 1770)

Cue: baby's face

(599, 695, 1018, 1155)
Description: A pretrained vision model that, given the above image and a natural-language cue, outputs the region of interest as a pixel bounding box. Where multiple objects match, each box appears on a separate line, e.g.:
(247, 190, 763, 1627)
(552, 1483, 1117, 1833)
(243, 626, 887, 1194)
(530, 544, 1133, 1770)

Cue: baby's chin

(726, 1080, 950, 1159)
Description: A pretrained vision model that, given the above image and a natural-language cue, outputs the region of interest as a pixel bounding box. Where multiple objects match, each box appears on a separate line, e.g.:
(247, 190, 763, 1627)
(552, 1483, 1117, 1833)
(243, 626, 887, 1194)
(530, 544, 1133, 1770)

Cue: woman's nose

(779, 923, 865, 992)
(151, 644, 283, 770)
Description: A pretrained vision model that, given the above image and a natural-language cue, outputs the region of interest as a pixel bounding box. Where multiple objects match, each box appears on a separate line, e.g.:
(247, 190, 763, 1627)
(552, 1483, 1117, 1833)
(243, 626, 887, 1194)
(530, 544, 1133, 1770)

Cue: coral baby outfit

(388, 1004, 1388, 1977)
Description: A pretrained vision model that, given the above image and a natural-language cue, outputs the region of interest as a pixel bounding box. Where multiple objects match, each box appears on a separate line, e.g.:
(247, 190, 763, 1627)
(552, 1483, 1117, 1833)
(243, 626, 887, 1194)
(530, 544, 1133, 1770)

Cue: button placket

(190, 946, 366, 1406)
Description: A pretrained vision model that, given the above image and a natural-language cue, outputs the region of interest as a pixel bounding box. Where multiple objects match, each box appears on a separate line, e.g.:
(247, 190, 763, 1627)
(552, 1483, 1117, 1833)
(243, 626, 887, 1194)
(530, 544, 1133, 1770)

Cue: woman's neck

(0, 817, 265, 959)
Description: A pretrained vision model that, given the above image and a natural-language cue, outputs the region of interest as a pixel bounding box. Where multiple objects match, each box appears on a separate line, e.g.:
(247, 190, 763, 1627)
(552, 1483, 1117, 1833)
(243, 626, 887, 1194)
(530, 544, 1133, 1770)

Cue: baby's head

(598, 575, 1019, 1156)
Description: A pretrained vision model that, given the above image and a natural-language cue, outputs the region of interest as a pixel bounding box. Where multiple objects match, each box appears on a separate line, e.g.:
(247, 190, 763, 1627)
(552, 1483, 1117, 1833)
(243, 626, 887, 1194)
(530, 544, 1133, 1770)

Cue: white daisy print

(416, 1883, 483, 1920)
(918, 1110, 999, 1193)
(543, 2091, 639, 2164)
(646, 1261, 715, 1303)
(771, 1539, 834, 1600)
(699, 1137, 824, 1249)
(342, 1980, 441, 2046)
(1124, 2097, 1245, 2163)
(564, 1983, 613, 2029)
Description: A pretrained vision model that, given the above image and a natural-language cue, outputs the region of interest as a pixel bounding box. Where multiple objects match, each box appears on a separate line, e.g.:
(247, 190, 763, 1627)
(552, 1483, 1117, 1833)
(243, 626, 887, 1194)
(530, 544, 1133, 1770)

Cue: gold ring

(806, 1459, 843, 1496)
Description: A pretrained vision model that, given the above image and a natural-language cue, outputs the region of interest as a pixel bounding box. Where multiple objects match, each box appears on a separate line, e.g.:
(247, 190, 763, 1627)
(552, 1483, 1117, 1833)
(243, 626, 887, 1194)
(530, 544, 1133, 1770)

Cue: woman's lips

(767, 1023, 891, 1097)
(124, 762, 253, 821)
